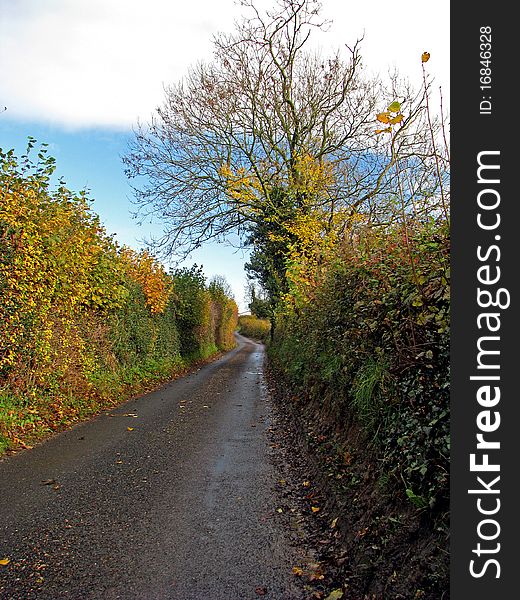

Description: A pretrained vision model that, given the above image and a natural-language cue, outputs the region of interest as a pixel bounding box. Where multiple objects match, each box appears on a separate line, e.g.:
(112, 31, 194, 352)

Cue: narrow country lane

(0, 335, 302, 599)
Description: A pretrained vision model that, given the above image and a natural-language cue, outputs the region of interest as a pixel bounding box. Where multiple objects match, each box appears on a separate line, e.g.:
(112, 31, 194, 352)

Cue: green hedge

(268, 219, 450, 510)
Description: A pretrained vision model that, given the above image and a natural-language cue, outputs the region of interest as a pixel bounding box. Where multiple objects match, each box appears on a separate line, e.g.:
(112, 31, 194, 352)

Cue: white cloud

(0, 0, 449, 130)
(0, 0, 242, 128)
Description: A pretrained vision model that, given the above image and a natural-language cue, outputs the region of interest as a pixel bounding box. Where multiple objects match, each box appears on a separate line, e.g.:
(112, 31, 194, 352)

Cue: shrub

(0, 143, 237, 452)
(238, 315, 271, 341)
(268, 218, 450, 509)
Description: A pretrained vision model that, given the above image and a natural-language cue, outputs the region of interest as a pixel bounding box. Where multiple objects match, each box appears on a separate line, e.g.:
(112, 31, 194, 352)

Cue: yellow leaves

(292, 566, 304, 576)
(311, 506, 320, 513)
(0, 150, 129, 377)
(0, 558, 10, 566)
(290, 153, 334, 198)
(422, 51, 431, 63)
(127, 427, 134, 431)
(218, 163, 263, 210)
(375, 101, 404, 135)
(330, 517, 339, 528)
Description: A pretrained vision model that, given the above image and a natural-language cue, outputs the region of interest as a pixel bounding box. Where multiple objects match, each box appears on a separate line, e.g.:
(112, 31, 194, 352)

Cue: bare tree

(124, 0, 442, 258)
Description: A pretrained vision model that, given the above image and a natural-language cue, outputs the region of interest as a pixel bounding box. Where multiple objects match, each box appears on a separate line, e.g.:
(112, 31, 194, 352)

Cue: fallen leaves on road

(325, 590, 344, 600)
(330, 517, 339, 529)
(308, 567, 325, 581)
(127, 427, 134, 431)
(292, 563, 325, 582)
(255, 585, 267, 595)
(0, 558, 10, 566)
(41, 479, 60, 490)
(311, 506, 320, 513)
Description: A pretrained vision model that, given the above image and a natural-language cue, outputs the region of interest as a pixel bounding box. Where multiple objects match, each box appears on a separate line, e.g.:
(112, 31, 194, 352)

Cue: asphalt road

(0, 335, 302, 599)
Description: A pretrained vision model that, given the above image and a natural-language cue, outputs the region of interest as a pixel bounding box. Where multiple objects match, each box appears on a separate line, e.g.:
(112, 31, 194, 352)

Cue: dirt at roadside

(265, 363, 449, 600)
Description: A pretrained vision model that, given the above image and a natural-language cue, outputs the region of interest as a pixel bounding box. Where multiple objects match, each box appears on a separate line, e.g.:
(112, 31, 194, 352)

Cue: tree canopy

(125, 1, 442, 256)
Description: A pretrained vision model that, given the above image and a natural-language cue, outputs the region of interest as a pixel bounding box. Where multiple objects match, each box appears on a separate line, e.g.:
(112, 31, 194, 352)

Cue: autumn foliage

(238, 315, 271, 341)
(0, 143, 237, 452)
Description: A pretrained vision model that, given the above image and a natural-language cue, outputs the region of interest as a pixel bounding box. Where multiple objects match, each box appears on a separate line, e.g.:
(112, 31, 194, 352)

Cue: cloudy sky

(0, 0, 449, 310)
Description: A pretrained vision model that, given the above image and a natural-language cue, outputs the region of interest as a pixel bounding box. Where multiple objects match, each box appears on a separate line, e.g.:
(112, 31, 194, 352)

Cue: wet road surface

(0, 335, 301, 599)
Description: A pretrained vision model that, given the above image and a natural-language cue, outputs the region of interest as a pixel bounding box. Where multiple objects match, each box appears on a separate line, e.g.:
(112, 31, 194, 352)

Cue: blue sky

(0, 0, 449, 311)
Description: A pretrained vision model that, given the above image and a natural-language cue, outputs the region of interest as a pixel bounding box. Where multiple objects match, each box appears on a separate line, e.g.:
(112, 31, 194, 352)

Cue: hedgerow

(0, 143, 237, 452)
(268, 217, 450, 511)
(238, 315, 271, 341)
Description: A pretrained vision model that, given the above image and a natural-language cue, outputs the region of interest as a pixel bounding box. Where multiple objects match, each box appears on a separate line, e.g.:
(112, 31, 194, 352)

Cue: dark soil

(265, 362, 449, 600)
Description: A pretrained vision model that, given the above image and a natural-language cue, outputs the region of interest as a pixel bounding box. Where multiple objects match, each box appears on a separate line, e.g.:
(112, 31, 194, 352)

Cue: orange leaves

(375, 101, 404, 135)
(376, 112, 391, 124)
(422, 51, 431, 63)
(119, 247, 172, 314)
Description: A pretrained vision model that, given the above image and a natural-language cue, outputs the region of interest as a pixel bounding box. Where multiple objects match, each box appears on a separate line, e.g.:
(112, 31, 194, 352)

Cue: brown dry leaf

(255, 586, 267, 595)
(0, 558, 10, 566)
(422, 51, 431, 63)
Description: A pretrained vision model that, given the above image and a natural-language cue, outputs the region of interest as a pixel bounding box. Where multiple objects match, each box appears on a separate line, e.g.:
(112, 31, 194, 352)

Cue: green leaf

(388, 101, 401, 112)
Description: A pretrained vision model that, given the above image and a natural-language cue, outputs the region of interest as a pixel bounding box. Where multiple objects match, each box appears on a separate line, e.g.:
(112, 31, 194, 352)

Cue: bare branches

(123, 0, 447, 259)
